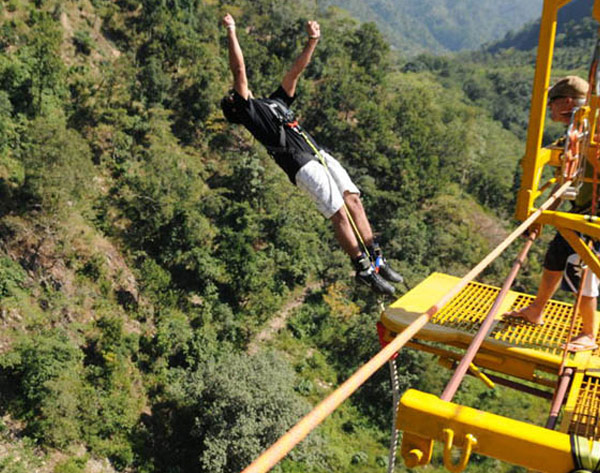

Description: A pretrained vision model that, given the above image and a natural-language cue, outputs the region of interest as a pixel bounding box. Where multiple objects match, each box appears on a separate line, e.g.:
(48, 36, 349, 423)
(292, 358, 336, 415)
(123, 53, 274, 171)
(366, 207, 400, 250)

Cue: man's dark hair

(221, 90, 243, 124)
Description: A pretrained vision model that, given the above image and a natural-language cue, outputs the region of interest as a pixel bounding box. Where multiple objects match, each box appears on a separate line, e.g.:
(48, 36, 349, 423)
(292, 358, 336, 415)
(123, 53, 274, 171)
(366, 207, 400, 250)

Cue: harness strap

(297, 129, 372, 260)
(265, 99, 373, 260)
(571, 435, 600, 472)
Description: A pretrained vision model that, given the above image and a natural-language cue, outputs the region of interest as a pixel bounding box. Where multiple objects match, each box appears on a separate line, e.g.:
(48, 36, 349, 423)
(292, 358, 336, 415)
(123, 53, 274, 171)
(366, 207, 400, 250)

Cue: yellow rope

(298, 129, 371, 259)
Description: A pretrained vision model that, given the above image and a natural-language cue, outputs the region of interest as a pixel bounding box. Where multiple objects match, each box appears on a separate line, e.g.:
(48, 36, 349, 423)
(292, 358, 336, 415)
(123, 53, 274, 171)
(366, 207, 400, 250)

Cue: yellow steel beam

(437, 357, 496, 389)
(517, 0, 564, 221)
(594, 0, 600, 23)
(561, 369, 586, 435)
(537, 211, 600, 239)
(557, 228, 600, 278)
(398, 389, 575, 473)
(404, 339, 557, 388)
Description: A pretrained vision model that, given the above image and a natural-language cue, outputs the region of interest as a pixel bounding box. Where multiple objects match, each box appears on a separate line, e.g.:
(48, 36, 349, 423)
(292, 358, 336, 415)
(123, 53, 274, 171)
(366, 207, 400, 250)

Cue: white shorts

(294, 150, 360, 219)
(563, 253, 600, 297)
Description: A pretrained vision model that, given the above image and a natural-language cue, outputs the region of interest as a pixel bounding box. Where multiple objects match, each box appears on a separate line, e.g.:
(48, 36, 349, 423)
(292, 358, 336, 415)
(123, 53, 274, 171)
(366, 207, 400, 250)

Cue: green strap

(297, 129, 372, 260)
(571, 435, 600, 472)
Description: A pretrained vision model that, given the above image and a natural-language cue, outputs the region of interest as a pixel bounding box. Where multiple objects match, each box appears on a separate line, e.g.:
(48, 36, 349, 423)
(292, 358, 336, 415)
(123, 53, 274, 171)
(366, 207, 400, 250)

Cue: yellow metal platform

(380, 272, 600, 442)
(380, 272, 600, 381)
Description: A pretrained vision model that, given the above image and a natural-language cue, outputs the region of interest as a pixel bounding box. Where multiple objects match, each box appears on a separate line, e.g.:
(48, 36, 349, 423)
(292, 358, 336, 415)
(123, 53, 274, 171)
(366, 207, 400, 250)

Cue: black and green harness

(264, 99, 374, 261)
(571, 435, 600, 473)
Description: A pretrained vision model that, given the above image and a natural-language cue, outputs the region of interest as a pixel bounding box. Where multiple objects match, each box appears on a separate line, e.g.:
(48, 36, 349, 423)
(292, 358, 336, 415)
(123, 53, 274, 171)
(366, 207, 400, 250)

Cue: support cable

(240, 181, 571, 473)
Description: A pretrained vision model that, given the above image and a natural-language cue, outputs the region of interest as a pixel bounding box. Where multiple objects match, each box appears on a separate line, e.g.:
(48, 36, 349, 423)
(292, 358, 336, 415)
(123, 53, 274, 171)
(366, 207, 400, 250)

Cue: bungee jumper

(220, 13, 402, 296)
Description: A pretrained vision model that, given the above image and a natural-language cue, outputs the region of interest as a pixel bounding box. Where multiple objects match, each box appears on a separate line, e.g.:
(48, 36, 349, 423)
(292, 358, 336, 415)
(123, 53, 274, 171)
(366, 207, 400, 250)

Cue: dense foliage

(0, 0, 588, 472)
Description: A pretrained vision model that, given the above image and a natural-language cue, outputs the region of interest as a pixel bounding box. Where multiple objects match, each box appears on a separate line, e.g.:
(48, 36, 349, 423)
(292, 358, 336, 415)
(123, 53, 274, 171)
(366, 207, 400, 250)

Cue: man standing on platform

(505, 76, 599, 352)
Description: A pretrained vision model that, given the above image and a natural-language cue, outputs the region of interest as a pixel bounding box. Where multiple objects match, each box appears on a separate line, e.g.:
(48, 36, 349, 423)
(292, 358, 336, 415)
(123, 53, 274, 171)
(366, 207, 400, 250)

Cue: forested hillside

(319, 0, 543, 54)
(0, 1, 590, 472)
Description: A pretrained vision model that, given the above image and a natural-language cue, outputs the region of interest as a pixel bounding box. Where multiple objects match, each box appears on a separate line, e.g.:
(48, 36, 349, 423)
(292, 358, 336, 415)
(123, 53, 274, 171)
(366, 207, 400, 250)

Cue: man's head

(221, 90, 243, 124)
(548, 76, 589, 124)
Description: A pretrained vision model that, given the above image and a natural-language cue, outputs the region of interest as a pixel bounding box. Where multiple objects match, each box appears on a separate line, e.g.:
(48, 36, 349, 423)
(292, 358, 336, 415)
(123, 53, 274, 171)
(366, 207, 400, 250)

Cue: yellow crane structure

(240, 1, 600, 472)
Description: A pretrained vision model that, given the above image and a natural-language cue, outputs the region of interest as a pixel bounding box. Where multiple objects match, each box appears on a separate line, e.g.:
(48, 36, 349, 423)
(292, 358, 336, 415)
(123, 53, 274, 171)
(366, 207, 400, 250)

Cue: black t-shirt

(232, 86, 321, 183)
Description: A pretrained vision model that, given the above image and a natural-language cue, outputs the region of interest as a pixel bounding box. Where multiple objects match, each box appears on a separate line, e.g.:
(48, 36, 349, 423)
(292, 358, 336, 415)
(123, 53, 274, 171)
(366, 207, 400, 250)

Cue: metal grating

(431, 281, 585, 356)
(569, 375, 600, 440)
(492, 294, 583, 355)
(432, 281, 496, 328)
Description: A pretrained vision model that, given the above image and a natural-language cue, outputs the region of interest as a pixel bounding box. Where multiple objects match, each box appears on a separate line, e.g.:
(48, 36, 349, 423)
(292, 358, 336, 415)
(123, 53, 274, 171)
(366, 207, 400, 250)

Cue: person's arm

(223, 13, 249, 99)
(281, 20, 320, 97)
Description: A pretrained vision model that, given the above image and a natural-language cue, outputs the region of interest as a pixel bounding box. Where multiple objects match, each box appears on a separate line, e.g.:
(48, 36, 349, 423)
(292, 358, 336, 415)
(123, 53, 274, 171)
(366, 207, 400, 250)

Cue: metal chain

(387, 358, 401, 473)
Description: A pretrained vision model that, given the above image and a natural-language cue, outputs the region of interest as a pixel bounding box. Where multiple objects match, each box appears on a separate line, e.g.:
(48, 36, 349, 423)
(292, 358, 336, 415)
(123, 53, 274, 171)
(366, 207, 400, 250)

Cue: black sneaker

(356, 268, 395, 296)
(353, 253, 395, 296)
(376, 259, 404, 284)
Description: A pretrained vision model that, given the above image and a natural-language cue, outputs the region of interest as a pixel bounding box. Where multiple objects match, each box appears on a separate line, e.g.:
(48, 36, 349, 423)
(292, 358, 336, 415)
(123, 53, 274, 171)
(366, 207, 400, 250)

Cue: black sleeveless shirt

(231, 86, 320, 183)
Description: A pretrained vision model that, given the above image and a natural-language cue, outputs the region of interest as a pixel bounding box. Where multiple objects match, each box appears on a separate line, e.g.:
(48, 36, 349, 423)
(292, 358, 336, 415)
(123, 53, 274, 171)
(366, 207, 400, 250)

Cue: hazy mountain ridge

(488, 0, 594, 53)
(320, 0, 544, 54)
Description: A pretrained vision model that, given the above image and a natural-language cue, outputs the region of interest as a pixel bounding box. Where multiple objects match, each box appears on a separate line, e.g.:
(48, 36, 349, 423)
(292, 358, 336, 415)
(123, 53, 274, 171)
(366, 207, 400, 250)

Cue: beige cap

(548, 75, 589, 100)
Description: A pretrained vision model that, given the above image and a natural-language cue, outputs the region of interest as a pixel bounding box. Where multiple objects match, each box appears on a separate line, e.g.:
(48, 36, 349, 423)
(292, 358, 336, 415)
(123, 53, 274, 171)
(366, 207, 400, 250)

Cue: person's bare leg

(330, 208, 361, 259)
(343, 192, 373, 247)
(580, 295, 598, 339)
(504, 268, 563, 325)
(565, 296, 599, 351)
(331, 206, 395, 295)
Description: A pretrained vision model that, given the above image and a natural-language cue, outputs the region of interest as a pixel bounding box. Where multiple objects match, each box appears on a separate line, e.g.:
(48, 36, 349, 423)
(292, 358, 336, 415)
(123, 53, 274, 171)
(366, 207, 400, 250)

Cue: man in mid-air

(220, 14, 403, 296)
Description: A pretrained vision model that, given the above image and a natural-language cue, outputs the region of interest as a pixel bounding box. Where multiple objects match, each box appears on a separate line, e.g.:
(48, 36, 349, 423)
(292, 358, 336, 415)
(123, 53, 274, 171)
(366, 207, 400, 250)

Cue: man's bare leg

(330, 207, 361, 259)
(504, 268, 563, 325)
(580, 295, 598, 338)
(342, 191, 403, 283)
(342, 192, 373, 247)
(330, 206, 394, 295)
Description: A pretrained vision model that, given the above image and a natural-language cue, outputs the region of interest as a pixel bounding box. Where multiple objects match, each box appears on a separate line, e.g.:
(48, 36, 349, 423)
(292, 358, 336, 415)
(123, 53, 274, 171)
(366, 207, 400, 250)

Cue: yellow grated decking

(426, 279, 586, 355)
(380, 272, 595, 368)
(381, 272, 600, 442)
(567, 373, 600, 439)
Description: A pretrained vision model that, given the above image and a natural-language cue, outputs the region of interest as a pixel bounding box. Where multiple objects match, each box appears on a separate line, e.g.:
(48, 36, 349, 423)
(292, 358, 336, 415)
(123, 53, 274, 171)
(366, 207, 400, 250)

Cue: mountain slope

(489, 0, 594, 53)
(0, 1, 550, 472)
(320, 0, 543, 54)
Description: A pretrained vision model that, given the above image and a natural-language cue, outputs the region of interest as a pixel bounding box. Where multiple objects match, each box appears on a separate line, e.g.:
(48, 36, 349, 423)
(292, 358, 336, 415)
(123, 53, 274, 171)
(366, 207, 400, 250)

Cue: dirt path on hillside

(248, 282, 321, 355)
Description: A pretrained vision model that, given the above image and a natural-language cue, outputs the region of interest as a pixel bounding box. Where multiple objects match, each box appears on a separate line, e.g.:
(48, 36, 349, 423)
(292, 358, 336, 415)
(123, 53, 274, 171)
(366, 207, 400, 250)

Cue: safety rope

(387, 358, 401, 473)
(296, 127, 372, 260)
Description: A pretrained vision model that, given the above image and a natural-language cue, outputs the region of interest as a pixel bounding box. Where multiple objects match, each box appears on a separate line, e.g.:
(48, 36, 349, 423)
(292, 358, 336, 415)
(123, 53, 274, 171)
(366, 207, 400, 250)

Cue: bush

(19, 114, 94, 212)
(0, 256, 26, 298)
(0, 330, 84, 447)
(145, 350, 318, 473)
(54, 455, 89, 473)
(72, 30, 93, 55)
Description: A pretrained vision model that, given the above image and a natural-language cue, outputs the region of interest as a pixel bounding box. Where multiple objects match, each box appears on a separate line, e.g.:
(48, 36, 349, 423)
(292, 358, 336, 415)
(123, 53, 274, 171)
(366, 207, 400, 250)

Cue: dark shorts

(544, 231, 600, 271)
(543, 232, 573, 271)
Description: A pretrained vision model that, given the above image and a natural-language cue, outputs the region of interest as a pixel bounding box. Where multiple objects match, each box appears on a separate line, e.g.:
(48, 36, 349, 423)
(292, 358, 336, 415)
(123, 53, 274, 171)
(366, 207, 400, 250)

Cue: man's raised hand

(307, 20, 320, 39)
(222, 13, 235, 30)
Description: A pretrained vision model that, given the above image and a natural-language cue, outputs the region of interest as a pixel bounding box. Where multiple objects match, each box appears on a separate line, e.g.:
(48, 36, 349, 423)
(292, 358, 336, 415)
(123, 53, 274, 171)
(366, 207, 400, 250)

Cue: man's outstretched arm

(223, 13, 249, 99)
(281, 20, 320, 97)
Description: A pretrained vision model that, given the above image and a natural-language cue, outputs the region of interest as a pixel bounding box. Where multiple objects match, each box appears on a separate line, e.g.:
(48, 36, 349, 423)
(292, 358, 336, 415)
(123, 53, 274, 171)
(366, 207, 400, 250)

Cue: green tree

(143, 350, 316, 473)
